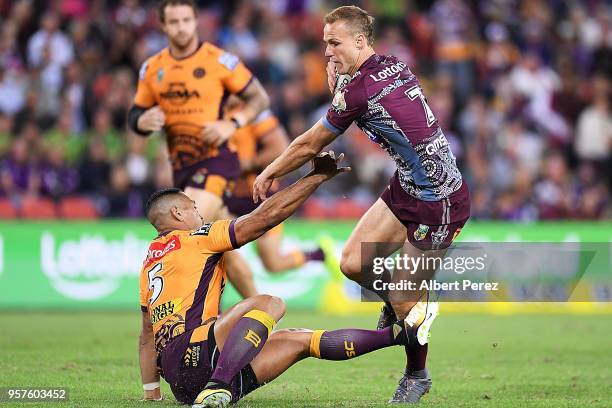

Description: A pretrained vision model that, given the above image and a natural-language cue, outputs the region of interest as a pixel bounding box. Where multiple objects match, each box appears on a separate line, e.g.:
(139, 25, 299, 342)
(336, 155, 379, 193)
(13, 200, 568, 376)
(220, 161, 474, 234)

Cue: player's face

(324, 21, 361, 75)
(161, 5, 198, 49)
(179, 198, 204, 230)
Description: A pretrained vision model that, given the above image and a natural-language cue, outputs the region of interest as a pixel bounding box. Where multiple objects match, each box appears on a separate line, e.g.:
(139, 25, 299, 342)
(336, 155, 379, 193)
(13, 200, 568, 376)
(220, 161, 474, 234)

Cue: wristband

(143, 382, 160, 391)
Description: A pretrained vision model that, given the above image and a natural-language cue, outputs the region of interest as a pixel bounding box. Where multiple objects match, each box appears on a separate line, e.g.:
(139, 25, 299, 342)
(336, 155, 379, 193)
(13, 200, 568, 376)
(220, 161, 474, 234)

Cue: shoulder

(138, 48, 169, 81)
(203, 42, 241, 71)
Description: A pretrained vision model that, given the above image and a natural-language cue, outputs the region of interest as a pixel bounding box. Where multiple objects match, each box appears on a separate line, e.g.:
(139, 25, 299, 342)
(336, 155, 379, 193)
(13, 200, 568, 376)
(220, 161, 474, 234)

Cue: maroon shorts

(224, 195, 258, 217)
(160, 322, 259, 404)
(173, 146, 240, 198)
(380, 172, 471, 250)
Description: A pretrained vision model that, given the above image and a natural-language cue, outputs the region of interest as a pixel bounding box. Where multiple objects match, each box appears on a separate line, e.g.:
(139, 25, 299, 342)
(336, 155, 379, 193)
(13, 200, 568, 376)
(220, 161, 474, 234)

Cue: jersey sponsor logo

(193, 67, 206, 78)
(143, 235, 181, 268)
(219, 51, 239, 71)
(191, 223, 212, 236)
(151, 298, 182, 324)
(368, 61, 407, 82)
(425, 133, 449, 155)
(183, 344, 201, 367)
(244, 329, 262, 348)
(413, 224, 429, 241)
(331, 91, 346, 112)
(139, 61, 149, 80)
(159, 82, 201, 106)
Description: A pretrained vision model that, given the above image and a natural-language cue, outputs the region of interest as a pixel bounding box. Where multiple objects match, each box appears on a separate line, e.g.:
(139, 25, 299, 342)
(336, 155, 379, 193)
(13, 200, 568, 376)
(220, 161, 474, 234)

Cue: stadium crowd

(0, 0, 610, 220)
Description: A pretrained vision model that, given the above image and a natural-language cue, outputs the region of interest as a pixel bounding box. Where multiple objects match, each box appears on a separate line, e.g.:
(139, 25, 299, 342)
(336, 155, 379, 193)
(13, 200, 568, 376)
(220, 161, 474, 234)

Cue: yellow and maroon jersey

(134, 42, 253, 171)
(139, 219, 239, 353)
(231, 110, 279, 198)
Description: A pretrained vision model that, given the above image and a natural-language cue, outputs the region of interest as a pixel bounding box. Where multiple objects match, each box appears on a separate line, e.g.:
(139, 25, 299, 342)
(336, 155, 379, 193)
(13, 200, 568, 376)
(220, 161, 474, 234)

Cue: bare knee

(250, 294, 286, 321)
(260, 255, 283, 273)
(340, 247, 361, 281)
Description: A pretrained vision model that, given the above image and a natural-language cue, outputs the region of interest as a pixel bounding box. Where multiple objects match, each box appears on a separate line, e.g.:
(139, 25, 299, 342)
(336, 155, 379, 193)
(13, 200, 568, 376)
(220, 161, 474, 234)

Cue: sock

(309, 323, 405, 361)
(406, 342, 428, 373)
(210, 310, 276, 386)
(304, 248, 325, 262)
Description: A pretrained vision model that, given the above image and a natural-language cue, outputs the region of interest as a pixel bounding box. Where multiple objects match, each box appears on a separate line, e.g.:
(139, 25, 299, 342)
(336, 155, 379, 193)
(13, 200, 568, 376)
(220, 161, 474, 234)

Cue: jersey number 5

(147, 263, 164, 305)
(405, 86, 436, 127)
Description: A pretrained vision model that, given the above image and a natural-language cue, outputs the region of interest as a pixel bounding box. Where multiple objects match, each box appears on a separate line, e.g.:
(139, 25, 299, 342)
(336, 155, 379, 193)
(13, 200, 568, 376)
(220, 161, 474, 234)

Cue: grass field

(1, 311, 611, 407)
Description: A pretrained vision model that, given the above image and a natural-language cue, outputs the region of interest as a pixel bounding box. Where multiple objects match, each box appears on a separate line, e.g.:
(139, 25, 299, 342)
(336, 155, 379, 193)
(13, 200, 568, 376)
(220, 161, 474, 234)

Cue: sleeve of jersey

(133, 60, 155, 108)
(192, 219, 240, 253)
(139, 269, 148, 312)
(218, 51, 254, 94)
(322, 85, 367, 135)
(252, 112, 279, 139)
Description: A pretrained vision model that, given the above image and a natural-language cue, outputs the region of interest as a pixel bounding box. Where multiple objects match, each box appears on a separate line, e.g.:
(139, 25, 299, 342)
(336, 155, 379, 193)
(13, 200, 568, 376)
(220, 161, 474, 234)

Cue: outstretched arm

(253, 120, 338, 202)
(235, 151, 348, 247)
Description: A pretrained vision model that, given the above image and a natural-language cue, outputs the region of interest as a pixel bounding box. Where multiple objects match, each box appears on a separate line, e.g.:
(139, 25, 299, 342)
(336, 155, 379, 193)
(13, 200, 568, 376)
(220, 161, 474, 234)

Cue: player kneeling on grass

(139, 152, 412, 407)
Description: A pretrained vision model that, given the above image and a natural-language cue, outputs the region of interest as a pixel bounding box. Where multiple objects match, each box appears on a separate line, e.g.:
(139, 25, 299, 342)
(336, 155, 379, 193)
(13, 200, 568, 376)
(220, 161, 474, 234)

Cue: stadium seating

(20, 197, 57, 219)
(0, 198, 18, 219)
(58, 196, 99, 219)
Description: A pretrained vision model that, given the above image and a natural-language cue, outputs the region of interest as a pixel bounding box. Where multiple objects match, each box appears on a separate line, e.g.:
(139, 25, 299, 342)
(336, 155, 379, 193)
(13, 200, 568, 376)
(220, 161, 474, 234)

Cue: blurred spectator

(0, 0, 609, 219)
(0, 137, 39, 197)
(574, 75, 611, 164)
(106, 163, 142, 217)
(39, 143, 78, 199)
(27, 11, 74, 117)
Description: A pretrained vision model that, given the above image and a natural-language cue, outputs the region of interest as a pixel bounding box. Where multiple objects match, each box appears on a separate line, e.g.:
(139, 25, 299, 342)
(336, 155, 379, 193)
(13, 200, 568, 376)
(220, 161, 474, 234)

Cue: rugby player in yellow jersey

(139, 153, 413, 407)
(127, 0, 268, 298)
(223, 96, 334, 274)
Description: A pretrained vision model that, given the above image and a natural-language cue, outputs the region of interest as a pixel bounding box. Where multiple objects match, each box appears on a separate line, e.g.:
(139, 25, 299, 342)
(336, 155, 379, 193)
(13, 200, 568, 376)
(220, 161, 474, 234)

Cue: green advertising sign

(0, 220, 610, 310)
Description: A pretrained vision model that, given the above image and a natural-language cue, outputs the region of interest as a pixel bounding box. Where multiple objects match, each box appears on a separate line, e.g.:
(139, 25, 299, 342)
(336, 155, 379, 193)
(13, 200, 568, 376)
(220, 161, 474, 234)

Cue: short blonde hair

(324, 5, 375, 45)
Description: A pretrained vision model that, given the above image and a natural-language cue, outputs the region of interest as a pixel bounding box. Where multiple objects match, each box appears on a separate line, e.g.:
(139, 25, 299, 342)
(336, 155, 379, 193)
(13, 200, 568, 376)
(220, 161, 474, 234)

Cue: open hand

(308, 150, 351, 179)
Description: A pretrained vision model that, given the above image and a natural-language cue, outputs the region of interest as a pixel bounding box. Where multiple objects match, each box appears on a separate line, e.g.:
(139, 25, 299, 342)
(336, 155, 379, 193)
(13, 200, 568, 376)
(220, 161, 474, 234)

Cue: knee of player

(254, 294, 286, 319)
(340, 249, 360, 279)
(259, 255, 278, 272)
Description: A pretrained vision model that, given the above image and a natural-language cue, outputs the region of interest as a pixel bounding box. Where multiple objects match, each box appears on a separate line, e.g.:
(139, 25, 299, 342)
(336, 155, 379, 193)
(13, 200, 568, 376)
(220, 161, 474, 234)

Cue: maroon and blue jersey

(322, 54, 463, 202)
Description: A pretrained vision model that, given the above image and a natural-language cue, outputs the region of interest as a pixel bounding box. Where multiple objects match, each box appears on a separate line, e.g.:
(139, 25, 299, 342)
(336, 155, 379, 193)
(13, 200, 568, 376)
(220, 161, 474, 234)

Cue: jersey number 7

(147, 263, 164, 305)
(405, 86, 436, 127)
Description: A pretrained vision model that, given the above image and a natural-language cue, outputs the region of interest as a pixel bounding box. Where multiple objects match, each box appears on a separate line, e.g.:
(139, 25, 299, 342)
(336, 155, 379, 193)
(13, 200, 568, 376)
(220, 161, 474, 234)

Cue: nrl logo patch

(332, 91, 346, 112)
(413, 224, 429, 241)
(157, 68, 165, 82)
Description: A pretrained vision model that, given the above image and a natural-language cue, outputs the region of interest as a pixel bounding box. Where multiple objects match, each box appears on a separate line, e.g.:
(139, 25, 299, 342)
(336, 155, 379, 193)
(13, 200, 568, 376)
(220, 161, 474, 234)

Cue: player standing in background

(139, 153, 411, 407)
(253, 6, 471, 403)
(222, 96, 334, 274)
(127, 0, 268, 298)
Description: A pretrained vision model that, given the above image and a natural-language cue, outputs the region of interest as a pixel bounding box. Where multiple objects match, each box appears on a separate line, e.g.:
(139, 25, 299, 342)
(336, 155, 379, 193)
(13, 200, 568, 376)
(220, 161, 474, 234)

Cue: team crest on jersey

(157, 68, 165, 82)
(139, 61, 149, 80)
(193, 67, 205, 78)
(191, 223, 212, 236)
(219, 52, 239, 71)
(413, 224, 429, 241)
(332, 91, 347, 112)
(431, 229, 449, 246)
